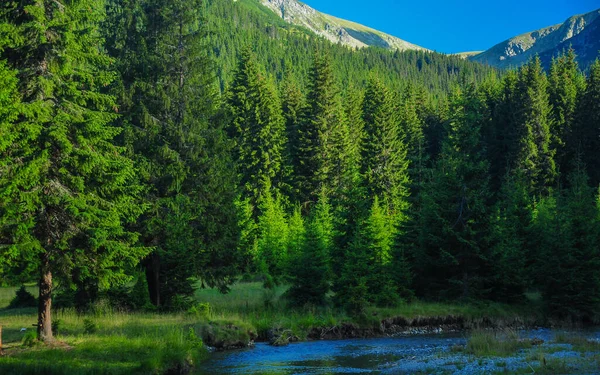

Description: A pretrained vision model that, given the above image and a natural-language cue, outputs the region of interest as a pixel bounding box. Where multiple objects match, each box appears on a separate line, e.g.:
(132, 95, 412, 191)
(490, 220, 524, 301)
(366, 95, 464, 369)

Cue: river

(198, 329, 600, 374)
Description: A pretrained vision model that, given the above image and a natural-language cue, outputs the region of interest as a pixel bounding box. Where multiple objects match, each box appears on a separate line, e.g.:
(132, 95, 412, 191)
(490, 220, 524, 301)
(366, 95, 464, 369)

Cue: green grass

(553, 332, 600, 352)
(0, 283, 549, 374)
(463, 329, 531, 357)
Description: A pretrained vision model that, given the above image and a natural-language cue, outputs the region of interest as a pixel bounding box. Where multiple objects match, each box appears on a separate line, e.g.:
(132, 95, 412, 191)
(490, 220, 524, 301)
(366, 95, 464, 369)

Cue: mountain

(258, 0, 427, 51)
(470, 9, 600, 70)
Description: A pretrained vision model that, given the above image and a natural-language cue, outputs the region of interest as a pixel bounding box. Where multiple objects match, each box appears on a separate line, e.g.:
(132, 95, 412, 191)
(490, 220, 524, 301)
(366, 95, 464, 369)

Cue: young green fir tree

(287, 192, 333, 307)
(0, 0, 149, 341)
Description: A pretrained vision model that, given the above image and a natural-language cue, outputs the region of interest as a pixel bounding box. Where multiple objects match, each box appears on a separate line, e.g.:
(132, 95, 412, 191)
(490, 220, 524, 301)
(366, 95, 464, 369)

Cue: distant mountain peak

(471, 8, 600, 69)
(259, 0, 427, 51)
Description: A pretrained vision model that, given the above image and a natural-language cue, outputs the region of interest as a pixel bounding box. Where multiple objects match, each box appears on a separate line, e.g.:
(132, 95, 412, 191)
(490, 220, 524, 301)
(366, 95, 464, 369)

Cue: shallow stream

(199, 329, 600, 374)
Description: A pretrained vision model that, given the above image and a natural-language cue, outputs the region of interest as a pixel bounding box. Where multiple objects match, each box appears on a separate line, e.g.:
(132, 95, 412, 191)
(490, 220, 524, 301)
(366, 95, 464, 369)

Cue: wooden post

(0, 325, 3, 355)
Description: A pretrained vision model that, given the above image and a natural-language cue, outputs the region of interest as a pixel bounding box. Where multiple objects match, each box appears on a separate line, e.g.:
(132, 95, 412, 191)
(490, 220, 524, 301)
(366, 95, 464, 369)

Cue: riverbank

(0, 283, 594, 374)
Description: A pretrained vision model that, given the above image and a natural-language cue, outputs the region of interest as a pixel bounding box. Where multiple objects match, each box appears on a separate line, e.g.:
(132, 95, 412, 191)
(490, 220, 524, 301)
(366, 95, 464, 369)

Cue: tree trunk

(38, 254, 53, 342)
(145, 252, 161, 307)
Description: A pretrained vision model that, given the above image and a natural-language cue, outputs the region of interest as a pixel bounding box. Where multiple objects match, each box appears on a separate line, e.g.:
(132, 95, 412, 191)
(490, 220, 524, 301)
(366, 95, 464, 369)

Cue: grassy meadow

(0, 282, 546, 374)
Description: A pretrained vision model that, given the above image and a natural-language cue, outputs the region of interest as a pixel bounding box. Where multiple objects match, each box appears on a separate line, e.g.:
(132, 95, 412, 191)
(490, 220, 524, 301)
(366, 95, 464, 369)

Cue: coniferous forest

(1, 0, 600, 370)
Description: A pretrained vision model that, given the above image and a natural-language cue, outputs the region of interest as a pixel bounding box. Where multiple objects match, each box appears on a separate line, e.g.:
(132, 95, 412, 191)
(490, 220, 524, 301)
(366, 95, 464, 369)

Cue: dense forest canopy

(1, 0, 599, 343)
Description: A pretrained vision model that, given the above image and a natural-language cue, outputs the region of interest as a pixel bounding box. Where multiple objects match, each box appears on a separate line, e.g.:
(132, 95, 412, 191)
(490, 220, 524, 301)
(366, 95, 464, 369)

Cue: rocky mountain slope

(259, 0, 427, 51)
(470, 9, 600, 69)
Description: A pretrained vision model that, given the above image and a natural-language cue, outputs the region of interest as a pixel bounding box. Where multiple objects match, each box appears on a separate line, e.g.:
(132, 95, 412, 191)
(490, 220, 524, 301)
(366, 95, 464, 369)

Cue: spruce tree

(533, 165, 600, 320)
(228, 48, 287, 210)
(514, 57, 557, 196)
(105, 0, 239, 307)
(548, 49, 585, 180)
(256, 182, 289, 287)
(361, 76, 410, 218)
(574, 59, 600, 187)
(413, 86, 492, 299)
(0, 0, 148, 341)
(488, 172, 530, 302)
(296, 50, 347, 206)
(287, 192, 333, 307)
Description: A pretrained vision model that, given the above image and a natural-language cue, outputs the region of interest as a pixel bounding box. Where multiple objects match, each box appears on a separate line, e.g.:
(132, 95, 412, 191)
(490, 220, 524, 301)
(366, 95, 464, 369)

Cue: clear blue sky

(301, 0, 600, 53)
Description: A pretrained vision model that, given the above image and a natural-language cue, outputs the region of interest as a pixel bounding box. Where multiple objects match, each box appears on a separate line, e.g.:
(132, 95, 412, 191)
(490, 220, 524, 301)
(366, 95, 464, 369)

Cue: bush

(52, 319, 62, 336)
(22, 330, 37, 347)
(188, 302, 211, 319)
(8, 286, 37, 309)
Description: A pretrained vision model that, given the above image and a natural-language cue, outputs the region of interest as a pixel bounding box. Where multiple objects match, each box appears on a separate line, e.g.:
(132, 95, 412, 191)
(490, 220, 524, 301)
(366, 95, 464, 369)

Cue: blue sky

(301, 0, 600, 53)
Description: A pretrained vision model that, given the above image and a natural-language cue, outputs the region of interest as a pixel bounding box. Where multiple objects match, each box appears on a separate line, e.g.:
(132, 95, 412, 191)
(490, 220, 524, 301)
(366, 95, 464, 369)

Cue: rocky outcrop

(471, 8, 600, 69)
(259, 0, 426, 51)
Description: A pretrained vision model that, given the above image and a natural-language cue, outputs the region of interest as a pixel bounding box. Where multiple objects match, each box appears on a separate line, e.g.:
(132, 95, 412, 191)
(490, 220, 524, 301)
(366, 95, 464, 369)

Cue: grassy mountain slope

(258, 0, 427, 51)
(471, 9, 600, 70)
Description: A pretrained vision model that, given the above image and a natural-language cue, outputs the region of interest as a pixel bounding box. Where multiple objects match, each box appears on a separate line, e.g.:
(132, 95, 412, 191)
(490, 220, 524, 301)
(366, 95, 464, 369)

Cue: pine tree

(287, 192, 332, 307)
(548, 49, 585, 180)
(363, 197, 399, 306)
(533, 165, 600, 320)
(228, 48, 287, 210)
(514, 57, 557, 196)
(105, 0, 239, 307)
(413, 86, 492, 299)
(0, 0, 148, 341)
(574, 59, 600, 187)
(488, 172, 531, 302)
(362, 76, 410, 219)
(296, 50, 347, 206)
(256, 182, 289, 287)
(281, 77, 305, 200)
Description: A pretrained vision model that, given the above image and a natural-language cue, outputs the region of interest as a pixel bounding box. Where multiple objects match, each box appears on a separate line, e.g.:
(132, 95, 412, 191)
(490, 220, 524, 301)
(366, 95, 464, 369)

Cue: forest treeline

(0, 0, 599, 343)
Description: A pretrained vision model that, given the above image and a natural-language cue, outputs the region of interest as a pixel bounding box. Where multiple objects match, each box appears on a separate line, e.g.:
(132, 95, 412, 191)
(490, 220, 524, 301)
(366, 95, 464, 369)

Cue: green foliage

(21, 331, 38, 348)
(533, 166, 600, 320)
(287, 194, 332, 307)
(83, 319, 99, 335)
(8, 286, 37, 309)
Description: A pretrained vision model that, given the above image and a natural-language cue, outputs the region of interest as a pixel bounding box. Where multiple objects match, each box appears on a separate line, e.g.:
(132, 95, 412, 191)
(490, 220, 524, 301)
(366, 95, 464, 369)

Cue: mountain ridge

(259, 0, 428, 51)
(470, 9, 600, 69)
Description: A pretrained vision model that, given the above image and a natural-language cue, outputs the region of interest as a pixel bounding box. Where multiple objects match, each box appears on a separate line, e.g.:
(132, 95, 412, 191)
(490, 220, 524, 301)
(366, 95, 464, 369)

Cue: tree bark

(38, 254, 53, 342)
(145, 252, 161, 307)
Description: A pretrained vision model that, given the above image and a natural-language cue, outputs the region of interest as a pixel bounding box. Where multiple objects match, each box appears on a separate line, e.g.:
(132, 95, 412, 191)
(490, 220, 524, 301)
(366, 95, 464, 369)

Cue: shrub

(188, 302, 211, 319)
(8, 286, 37, 309)
(52, 319, 62, 336)
(22, 330, 37, 347)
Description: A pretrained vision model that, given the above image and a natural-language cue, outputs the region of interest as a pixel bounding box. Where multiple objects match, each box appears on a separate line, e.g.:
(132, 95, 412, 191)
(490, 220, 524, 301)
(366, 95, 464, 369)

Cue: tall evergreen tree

(105, 0, 239, 307)
(0, 0, 148, 340)
(361, 76, 410, 219)
(533, 165, 600, 320)
(296, 50, 347, 207)
(548, 49, 585, 180)
(514, 57, 557, 196)
(413, 86, 491, 299)
(228, 48, 287, 210)
(574, 59, 600, 187)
